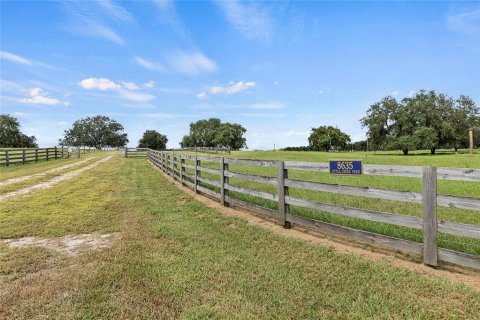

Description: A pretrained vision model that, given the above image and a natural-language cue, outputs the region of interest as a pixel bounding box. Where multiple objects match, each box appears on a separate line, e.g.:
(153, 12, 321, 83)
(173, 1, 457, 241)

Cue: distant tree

(180, 118, 247, 149)
(180, 118, 222, 148)
(59, 115, 128, 149)
(214, 123, 247, 150)
(0, 114, 38, 148)
(412, 127, 439, 153)
(449, 96, 480, 151)
(361, 90, 479, 155)
(138, 130, 168, 150)
(282, 146, 312, 151)
(308, 126, 351, 151)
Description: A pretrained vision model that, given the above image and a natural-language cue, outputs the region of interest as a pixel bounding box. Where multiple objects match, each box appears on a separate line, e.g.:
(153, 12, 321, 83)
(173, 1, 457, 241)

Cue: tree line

(0, 114, 38, 148)
(2, 89, 477, 154)
(361, 90, 479, 155)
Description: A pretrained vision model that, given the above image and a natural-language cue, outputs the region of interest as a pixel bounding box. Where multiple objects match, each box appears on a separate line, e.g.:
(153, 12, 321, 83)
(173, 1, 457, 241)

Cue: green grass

(177, 151, 480, 255)
(0, 152, 100, 182)
(2, 156, 480, 318)
(0, 155, 120, 238)
(228, 149, 480, 168)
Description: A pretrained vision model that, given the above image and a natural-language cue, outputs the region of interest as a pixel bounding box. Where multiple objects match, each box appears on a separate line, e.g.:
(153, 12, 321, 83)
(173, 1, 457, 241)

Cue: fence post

(423, 166, 438, 267)
(5, 150, 9, 166)
(171, 151, 175, 179)
(35, 149, 38, 162)
(278, 161, 291, 228)
(181, 158, 185, 185)
(46, 148, 49, 161)
(54, 146, 58, 159)
(194, 155, 199, 193)
(22, 150, 26, 164)
(220, 157, 226, 205)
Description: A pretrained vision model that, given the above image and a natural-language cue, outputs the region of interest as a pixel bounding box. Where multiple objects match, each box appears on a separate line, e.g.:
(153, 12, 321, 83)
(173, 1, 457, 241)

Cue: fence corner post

(124, 148, 128, 158)
(278, 161, 291, 229)
(423, 166, 438, 267)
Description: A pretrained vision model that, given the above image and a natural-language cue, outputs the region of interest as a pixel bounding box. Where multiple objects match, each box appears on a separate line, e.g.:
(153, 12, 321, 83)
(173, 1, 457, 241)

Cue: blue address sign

(329, 160, 363, 175)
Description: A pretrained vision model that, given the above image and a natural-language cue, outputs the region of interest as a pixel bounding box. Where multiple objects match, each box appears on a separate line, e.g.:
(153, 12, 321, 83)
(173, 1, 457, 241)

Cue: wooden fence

(1, 147, 68, 166)
(123, 148, 149, 158)
(144, 149, 480, 270)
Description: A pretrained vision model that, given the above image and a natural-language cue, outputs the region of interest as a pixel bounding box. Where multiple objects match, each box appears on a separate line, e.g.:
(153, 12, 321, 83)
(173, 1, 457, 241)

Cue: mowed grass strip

(0, 152, 101, 182)
(0, 155, 120, 238)
(0, 155, 110, 194)
(1, 157, 480, 319)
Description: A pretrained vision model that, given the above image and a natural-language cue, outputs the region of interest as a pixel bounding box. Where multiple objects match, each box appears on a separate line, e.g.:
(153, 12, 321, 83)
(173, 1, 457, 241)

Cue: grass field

(1, 154, 479, 319)
(177, 150, 480, 256)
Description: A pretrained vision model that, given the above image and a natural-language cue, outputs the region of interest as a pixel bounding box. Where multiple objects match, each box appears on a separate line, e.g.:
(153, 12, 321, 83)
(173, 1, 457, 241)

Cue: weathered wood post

(35, 149, 38, 162)
(423, 166, 438, 267)
(22, 150, 26, 164)
(220, 157, 226, 205)
(54, 146, 58, 159)
(278, 161, 291, 228)
(46, 148, 49, 161)
(194, 155, 199, 193)
(124, 148, 128, 158)
(181, 157, 185, 185)
(469, 128, 474, 155)
(5, 150, 9, 166)
(171, 151, 175, 179)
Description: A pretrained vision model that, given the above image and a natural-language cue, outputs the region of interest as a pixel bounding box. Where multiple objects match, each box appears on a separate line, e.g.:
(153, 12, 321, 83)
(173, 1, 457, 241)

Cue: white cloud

(198, 81, 255, 99)
(209, 81, 255, 95)
(447, 9, 480, 34)
(19, 88, 61, 106)
(134, 56, 166, 72)
(143, 81, 155, 89)
(215, 0, 272, 42)
(96, 0, 134, 23)
(57, 121, 67, 126)
(197, 92, 209, 100)
(79, 77, 156, 102)
(121, 81, 139, 90)
(392, 90, 399, 96)
(0, 51, 33, 66)
(169, 51, 217, 75)
(152, 0, 188, 37)
(62, 2, 125, 45)
(79, 77, 119, 91)
(408, 90, 416, 97)
(117, 89, 155, 103)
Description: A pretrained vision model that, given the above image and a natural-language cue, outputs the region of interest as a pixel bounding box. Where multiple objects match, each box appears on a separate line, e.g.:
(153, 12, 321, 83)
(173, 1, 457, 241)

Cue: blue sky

(1, 0, 479, 149)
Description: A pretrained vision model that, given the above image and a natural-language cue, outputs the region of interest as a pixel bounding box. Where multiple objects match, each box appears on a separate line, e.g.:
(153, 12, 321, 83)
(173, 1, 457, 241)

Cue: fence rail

(0, 147, 68, 166)
(143, 149, 480, 270)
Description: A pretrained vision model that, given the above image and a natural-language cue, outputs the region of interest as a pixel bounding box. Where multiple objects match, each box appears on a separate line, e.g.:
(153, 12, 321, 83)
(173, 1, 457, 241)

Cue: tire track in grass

(0, 157, 94, 187)
(0, 156, 113, 202)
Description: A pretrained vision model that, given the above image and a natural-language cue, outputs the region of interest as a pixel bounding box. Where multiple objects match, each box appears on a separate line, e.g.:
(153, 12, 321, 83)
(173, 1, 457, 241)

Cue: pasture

(0, 151, 479, 318)
(177, 150, 480, 258)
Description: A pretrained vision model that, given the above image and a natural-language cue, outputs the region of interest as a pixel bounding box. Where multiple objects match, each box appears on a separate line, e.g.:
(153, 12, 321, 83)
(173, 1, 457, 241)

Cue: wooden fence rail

(0, 147, 68, 166)
(143, 149, 480, 270)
